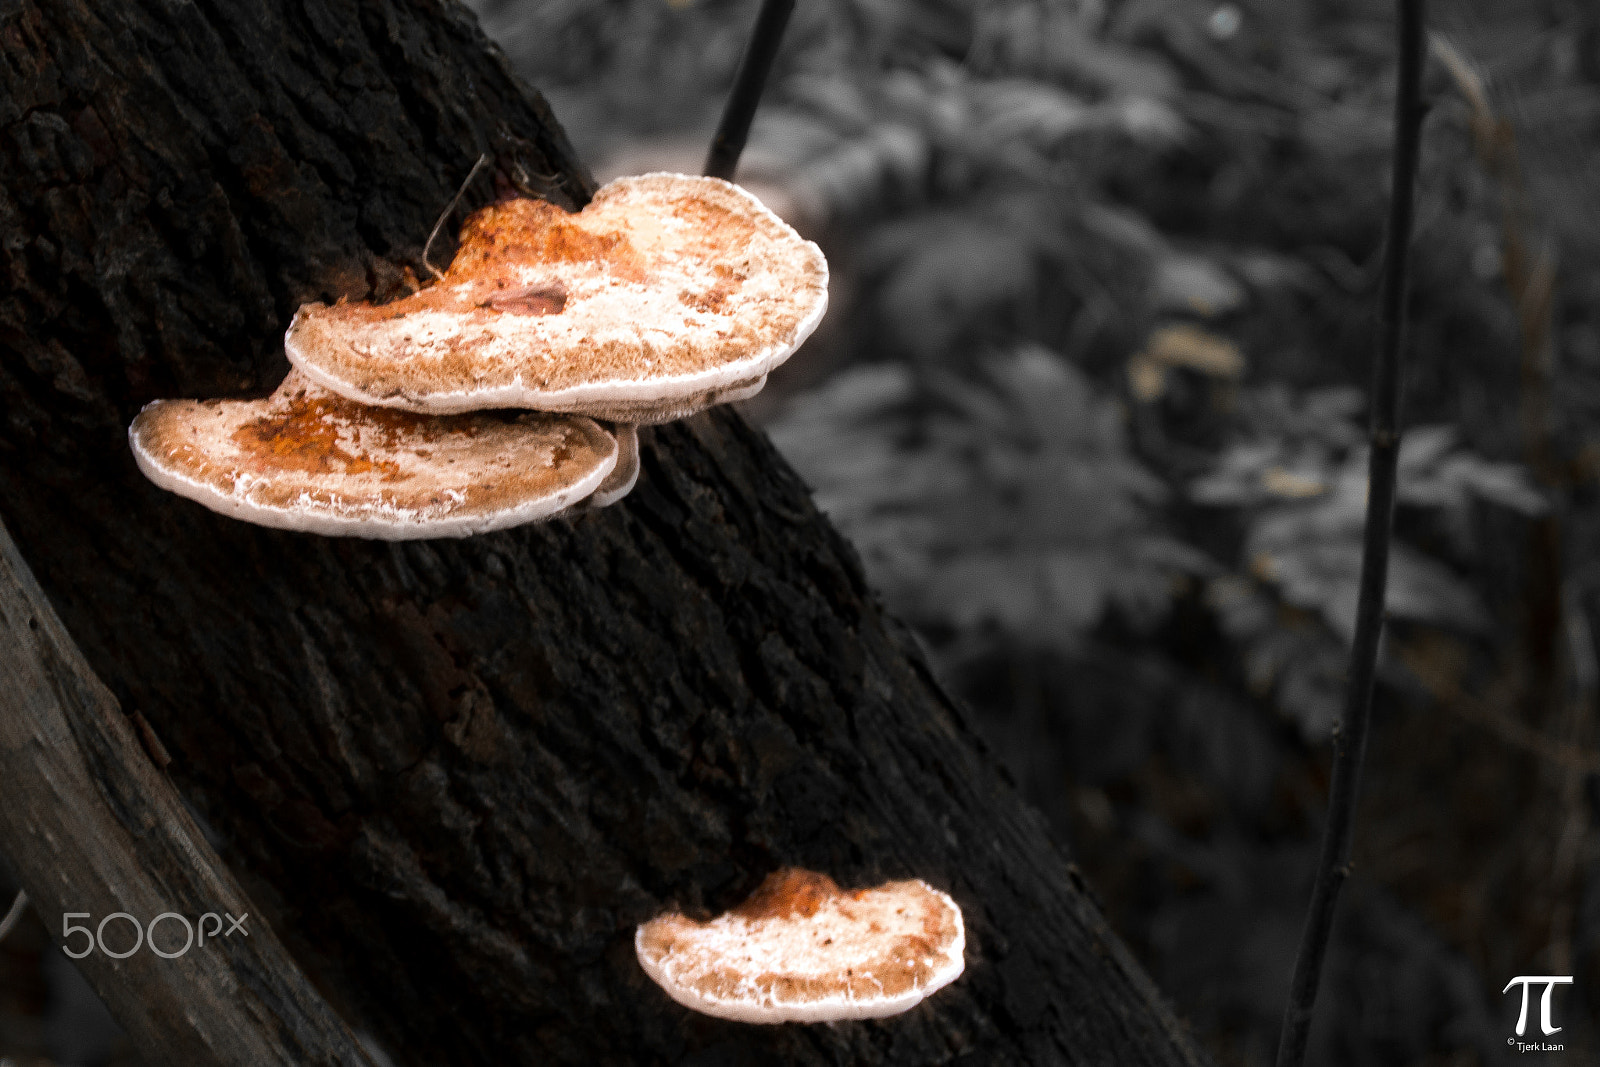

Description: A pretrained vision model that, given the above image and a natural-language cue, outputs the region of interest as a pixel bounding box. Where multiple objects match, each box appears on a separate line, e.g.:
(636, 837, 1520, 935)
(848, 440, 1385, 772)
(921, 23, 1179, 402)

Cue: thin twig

(703, 0, 795, 181)
(422, 152, 491, 280)
(0, 888, 26, 943)
(1274, 2, 1428, 1065)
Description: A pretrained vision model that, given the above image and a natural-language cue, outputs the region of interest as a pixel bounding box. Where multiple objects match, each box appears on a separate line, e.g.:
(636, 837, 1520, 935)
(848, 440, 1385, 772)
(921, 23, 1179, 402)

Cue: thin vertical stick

(1274, 2, 1427, 1065)
(704, 0, 795, 181)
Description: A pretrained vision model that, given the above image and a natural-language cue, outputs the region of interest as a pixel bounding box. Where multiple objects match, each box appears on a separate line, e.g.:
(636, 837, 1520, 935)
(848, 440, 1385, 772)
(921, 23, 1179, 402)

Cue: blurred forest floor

(464, 0, 1600, 1064)
(4, 0, 1600, 1065)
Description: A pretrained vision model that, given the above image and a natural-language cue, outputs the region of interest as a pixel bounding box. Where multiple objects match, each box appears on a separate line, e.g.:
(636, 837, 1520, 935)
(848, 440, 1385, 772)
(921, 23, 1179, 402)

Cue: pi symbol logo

(1502, 975, 1573, 1036)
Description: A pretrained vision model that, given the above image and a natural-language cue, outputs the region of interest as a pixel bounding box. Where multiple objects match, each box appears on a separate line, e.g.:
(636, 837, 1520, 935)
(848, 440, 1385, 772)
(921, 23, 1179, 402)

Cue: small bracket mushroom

(635, 868, 965, 1024)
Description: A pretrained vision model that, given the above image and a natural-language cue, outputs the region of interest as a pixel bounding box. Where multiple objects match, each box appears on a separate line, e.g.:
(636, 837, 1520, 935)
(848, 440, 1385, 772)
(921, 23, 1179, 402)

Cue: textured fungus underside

(0, 0, 1206, 1064)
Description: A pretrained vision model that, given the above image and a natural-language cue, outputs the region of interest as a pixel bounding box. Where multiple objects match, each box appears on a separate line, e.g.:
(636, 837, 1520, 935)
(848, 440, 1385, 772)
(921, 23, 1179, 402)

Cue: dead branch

(0, 516, 377, 1067)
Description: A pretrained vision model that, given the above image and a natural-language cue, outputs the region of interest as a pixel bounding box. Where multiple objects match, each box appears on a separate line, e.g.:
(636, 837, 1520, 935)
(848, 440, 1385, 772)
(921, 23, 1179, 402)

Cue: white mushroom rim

(581, 423, 640, 510)
(129, 370, 618, 540)
(283, 174, 828, 418)
(634, 868, 966, 1024)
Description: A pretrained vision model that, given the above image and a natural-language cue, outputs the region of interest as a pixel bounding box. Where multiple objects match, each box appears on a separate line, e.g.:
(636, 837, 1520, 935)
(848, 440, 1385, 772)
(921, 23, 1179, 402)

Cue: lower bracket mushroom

(129, 370, 618, 539)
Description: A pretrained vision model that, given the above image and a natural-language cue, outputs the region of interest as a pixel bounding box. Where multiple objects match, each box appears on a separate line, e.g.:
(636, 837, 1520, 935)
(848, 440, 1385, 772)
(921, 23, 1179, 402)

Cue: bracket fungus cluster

(127, 170, 968, 1025)
(636, 868, 966, 1024)
(130, 173, 827, 538)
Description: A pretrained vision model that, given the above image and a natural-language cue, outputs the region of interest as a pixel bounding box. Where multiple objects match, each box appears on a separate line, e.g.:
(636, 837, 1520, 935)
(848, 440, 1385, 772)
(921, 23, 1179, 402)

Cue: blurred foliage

(1195, 387, 1547, 737)
(466, 0, 1600, 1064)
(773, 353, 1549, 741)
(770, 349, 1212, 654)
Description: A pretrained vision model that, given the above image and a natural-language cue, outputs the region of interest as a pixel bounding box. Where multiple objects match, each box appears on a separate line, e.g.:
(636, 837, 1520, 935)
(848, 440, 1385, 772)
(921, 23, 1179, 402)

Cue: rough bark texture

(0, 515, 378, 1066)
(0, 0, 1210, 1063)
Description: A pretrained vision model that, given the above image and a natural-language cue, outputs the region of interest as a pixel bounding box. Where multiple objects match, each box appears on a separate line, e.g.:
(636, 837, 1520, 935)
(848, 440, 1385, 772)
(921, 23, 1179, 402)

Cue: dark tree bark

(0, 0, 1209, 1064)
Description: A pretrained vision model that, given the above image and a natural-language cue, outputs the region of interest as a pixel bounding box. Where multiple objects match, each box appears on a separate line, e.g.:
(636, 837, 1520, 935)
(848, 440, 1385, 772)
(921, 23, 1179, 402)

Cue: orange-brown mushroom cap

(283, 174, 827, 420)
(635, 868, 965, 1024)
(129, 370, 617, 539)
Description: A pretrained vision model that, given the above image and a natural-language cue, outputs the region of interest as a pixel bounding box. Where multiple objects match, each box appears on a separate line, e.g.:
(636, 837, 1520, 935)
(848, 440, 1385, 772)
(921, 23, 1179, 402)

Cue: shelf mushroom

(284, 173, 828, 422)
(635, 868, 965, 1024)
(129, 370, 618, 539)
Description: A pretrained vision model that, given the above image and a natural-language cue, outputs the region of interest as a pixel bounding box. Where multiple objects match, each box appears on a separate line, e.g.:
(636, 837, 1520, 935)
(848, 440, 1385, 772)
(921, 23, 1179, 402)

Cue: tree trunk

(0, 0, 1209, 1063)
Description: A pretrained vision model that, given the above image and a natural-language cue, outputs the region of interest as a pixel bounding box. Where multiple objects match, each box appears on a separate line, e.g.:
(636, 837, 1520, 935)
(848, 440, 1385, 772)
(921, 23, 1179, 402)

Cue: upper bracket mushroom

(284, 174, 828, 423)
